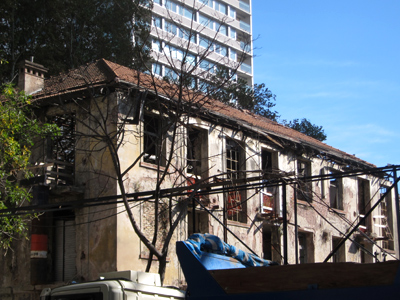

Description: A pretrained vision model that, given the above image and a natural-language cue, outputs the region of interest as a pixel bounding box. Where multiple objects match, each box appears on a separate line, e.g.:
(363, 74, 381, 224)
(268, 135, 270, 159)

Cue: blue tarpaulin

(184, 233, 278, 267)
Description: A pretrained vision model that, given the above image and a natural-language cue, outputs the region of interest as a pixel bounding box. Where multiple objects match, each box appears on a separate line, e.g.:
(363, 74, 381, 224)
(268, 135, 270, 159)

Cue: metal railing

(29, 159, 74, 186)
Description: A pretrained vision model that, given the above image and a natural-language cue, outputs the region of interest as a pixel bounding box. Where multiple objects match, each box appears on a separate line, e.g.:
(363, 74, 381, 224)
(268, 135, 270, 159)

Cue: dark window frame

(226, 138, 246, 223)
(297, 159, 312, 202)
(143, 113, 166, 167)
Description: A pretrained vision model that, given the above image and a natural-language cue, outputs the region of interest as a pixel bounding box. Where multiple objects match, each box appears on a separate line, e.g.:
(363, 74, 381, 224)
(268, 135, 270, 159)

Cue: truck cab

(40, 270, 185, 300)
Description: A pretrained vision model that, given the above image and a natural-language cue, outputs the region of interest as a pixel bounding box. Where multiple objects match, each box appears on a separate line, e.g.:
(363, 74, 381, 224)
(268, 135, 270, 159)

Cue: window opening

(143, 114, 165, 166)
(260, 149, 279, 215)
(332, 237, 346, 262)
(187, 129, 203, 176)
(298, 233, 307, 264)
(47, 114, 75, 186)
(379, 187, 394, 250)
(329, 170, 342, 210)
(298, 232, 314, 264)
(226, 139, 246, 222)
(358, 179, 371, 231)
(297, 160, 312, 202)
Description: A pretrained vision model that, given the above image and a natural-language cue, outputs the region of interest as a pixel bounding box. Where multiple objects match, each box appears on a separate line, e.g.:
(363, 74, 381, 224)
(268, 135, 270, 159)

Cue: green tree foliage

(210, 69, 279, 121)
(283, 118, 327, 142)
(0, 0, 152, 82)
(0, 84, 58, 251)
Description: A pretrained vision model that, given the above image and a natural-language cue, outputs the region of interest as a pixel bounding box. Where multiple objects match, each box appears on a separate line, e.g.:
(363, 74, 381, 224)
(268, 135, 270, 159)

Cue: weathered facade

(1, 59, 398, 300)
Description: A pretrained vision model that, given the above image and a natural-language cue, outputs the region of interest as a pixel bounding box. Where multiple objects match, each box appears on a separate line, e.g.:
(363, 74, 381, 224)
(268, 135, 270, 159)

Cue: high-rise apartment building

(150, 0, 253, 85)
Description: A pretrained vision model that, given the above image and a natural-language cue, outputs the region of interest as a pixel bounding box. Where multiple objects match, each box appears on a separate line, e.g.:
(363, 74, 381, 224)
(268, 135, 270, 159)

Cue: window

(297, 160, 312, 202)
(240, 40, 251, 53)
(187, 128, 208, 177)
(230, 27, 236, 39)
(358, 179, 371, 231)
(226, 139, 246, 223)
(165, 44, 183, 60)
(179, 27, 197, 43)
(214, 43, 227, 56)
(181, 6, 196, 21)
(380, 187, 394, 250)
(199, 36, 226, 56)
(152, 63, 162, 76)
(54, 212, 76, 282)
(143, 114, 166, 166)
(152, 39, 161, 52)
(215, 1, 227, 14)
(154, 0, 162, 5)
(199, 36, 212, 49)
(165, 0, 177, 12)
(198, 0, 213, 7)
(47, 114, 75, 186)
(186, 53, 197, 66)
(198, 80, 212, 93)
(153, 16, 162, 29)
(219, 24, 228, 36)
(329, 170, 343, 210)
(165, 21, 178, 35)
(298, 232, 314, 264)
(261, 150, 278, 215)
(332, 237, 346, 262)
(230, 48, 237, 61)
(164, 66, 178, 81)
(200, 59, 214, 73)
(199, 14, 214, 30)
(229, 6, 236, 18)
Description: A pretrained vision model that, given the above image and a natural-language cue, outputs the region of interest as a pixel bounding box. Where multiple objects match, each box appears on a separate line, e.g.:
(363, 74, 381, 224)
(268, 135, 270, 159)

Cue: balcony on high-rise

(239, 20, 251, 32)
(240, 62, 252, 74)
(239, 0, 250, 13)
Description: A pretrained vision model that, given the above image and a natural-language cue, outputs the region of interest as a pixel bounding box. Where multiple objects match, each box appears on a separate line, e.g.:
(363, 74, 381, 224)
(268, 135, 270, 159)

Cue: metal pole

(282, 182, 288, 265)
(192, 198, 196, 233)
(223, 186, 228, 243)
(393, 167, 400, 259)
(294, 185, 298, 264)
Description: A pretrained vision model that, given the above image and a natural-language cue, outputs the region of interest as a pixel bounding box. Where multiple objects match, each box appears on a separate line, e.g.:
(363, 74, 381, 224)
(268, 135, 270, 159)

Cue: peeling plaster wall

(277, 152, 392, 265)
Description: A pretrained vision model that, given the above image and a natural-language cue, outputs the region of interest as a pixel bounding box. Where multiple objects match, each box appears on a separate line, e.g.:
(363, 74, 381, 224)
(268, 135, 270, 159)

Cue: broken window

(143, 114, 166, 166)
(379, 186, 394, 250)
(332, 237, 346, 262)
(46, 114, 75, 186)
(187, 128, 210, 233)
(261, 149, 278, 179)
(298, 232, 314, 264)
(260, 149, 279, 215)
(226, 138, 246, 223)
(297, 160, 312, 202)
(358, 179, 371, 232)
(187, 128, 208, 177)
(329, 170, 343, 210)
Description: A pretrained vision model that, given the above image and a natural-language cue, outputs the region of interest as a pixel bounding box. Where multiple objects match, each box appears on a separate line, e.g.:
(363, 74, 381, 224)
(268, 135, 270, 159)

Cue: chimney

(18, 57, 48, 95)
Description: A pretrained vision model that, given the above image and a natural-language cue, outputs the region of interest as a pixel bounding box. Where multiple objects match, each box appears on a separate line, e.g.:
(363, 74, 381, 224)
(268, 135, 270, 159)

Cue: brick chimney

(18, 57, 48, 95)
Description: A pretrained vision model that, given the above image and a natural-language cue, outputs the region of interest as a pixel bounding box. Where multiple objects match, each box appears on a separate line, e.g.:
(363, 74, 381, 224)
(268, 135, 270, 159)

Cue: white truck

(39, 270, 185, 300)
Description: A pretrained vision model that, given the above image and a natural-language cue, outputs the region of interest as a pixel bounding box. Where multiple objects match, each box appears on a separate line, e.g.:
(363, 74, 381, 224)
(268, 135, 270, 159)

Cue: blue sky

(252, 0, 400, 167)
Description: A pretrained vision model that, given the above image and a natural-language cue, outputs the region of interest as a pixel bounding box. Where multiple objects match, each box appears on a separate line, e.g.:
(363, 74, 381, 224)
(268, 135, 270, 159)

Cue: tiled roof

(33, 59, 374, 168)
